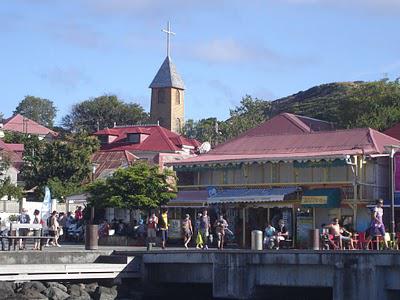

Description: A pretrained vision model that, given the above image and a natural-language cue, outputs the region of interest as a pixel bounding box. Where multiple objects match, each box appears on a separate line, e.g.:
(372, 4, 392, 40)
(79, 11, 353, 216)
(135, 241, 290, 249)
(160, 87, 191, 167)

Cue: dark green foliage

(270, 82, 361, 124)
(62, 94, 149, 133)
(182, 95, 270, 145)
(336, 79, 400, 130)
(221, 95, 271, 140)
(21, 133, 99, 200)
(270, 79, 400, 130)
(87, 162, 177, 210)
(14, 95, 57, 128)
(183, 80, 400, 144)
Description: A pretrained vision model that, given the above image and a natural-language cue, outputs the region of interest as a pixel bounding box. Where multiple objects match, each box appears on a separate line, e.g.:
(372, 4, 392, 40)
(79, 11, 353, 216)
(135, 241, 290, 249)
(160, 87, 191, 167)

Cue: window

(175, 89, 180, 105)
(127, 133, 140, 143)
(158, 89, 166, 104)
(98, 135, 108, 144)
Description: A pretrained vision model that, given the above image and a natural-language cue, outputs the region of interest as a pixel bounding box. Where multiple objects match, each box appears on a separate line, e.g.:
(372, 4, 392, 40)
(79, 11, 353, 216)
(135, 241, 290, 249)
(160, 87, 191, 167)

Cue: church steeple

(149, 56, 185, 90)
(149, 22, 185, 133)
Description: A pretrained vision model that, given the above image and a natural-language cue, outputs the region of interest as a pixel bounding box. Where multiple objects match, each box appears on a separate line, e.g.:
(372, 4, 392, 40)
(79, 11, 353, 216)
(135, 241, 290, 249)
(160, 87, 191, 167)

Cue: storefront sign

(168, 219, 182, 239)
(301, 195, 328, 205)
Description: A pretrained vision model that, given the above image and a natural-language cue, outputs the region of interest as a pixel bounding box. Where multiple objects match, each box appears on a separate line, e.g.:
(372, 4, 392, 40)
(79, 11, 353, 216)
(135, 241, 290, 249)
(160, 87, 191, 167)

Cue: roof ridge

(282, 113, 312, 132)
(157, 126, 179, 151)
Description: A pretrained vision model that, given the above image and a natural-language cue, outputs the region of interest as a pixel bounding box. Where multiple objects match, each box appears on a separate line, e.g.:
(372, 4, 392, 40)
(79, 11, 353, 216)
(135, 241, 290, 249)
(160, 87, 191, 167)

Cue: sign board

(301, 195, 328, 205)
(168, 219, 182, 239)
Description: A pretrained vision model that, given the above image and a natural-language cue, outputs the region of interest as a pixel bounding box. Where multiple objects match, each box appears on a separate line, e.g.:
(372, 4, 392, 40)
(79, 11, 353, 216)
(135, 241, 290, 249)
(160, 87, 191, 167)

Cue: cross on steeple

(162, 21, 175, 57)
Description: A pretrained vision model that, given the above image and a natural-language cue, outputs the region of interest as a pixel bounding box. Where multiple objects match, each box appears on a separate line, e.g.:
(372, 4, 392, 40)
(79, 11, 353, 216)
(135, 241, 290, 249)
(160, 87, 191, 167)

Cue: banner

(40, 186, 52, 225)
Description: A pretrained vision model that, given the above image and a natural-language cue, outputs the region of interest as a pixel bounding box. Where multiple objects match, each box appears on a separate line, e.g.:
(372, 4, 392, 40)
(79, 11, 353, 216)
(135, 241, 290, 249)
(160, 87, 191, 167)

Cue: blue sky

(1, 0, 400, 126)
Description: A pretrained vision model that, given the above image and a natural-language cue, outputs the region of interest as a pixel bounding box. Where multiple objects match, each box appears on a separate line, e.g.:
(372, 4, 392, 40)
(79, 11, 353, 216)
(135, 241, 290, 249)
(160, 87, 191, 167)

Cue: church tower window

(175, 89, 180, 105)
(158, 89, 166, 104)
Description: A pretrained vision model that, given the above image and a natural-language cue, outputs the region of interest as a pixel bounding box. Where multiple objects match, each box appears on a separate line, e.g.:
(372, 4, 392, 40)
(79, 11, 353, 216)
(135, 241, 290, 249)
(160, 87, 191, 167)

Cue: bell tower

(149, 22, 185, 133)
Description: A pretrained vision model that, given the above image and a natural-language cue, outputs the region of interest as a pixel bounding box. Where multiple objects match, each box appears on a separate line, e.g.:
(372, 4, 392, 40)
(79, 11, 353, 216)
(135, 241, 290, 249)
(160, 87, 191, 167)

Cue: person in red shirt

(147, 212, 158, 247)
(74, 206, 83, 222)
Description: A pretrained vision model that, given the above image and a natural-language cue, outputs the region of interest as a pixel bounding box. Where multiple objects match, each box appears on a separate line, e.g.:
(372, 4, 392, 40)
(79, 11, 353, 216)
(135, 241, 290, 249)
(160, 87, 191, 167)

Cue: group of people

(182, 210, 230, 250)
(146, 209, 169, 249)
(322, 199, 389, 250)
(145, 209, 231, 250)
(0, 206, 85, 250)
(263, 219, 289, 250)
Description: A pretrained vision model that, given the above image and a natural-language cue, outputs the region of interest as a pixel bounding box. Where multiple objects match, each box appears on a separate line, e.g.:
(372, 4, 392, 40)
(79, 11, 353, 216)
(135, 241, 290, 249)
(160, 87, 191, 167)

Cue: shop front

(208, 187, 299, 248)
(166, 190, 209, 240)
(298, 188, 342, 248)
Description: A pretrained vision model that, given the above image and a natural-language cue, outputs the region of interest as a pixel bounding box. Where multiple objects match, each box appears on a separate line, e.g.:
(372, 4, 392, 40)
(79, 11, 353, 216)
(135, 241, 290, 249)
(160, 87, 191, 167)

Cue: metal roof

(149, 56, 185, 90)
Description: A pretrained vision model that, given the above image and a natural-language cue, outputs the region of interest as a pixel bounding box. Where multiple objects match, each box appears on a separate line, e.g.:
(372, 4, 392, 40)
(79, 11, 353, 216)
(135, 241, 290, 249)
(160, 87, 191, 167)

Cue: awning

(167, 190, 209, 208)
(207, 187, 299, 204)
(301, 188, 341, 208)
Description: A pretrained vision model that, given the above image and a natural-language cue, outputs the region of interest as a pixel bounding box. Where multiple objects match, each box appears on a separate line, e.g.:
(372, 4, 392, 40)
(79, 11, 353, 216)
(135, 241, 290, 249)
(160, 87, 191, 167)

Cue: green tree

(21, 133, 99, 200)
(221, 95, 271, 140)
(337, 79, 400, 130)
(87, 162, 176, 211)
(62, 95, 149, 133)
(182, 95, 270, 145)
(182, 117, 221, 146)
(14, 95, 57, 128)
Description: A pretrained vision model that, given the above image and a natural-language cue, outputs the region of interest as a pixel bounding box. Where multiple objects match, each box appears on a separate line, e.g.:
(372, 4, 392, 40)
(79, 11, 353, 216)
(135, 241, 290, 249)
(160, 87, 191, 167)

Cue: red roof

(94, 125, 199, 152)
(0, 139, 24, 167)
(384, 123, 400, 140)
(242, 113, 334, 137)
(91, 150, 138, 179)
(3, 114, 57, 137)
(171, 128, 400, 165)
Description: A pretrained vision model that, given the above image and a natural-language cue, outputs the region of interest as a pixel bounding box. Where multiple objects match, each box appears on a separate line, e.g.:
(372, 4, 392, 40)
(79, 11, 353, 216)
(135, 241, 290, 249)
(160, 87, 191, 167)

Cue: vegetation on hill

(183, 79, 400, 145)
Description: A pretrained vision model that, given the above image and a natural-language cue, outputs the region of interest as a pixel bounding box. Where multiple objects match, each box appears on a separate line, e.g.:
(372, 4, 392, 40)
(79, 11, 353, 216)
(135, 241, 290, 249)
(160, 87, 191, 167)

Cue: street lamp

(384, 145, 400, 236)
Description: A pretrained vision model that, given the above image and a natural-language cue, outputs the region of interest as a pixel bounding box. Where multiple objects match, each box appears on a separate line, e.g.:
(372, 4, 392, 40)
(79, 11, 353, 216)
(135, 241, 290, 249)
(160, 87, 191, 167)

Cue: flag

(40, 186, 51, 226)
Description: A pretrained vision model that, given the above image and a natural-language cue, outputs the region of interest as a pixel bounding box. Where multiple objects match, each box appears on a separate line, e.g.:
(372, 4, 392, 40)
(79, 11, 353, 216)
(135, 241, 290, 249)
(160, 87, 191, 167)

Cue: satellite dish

(199, 142, 211, 154)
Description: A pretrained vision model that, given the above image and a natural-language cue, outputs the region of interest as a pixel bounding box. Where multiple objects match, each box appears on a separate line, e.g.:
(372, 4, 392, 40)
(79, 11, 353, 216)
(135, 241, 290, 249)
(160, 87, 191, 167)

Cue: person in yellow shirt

(159, 209, 169, 249)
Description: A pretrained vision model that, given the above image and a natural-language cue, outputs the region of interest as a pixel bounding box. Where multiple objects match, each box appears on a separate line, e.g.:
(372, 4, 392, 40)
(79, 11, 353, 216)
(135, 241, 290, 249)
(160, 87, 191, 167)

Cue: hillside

(269, 81, 364, 126)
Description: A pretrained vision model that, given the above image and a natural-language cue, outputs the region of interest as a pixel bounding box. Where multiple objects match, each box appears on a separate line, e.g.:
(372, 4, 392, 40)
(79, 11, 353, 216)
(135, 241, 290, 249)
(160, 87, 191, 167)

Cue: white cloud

(40, 67, 89, 90)
(191, 38, 281, 64)
(276, 0, 400, 13)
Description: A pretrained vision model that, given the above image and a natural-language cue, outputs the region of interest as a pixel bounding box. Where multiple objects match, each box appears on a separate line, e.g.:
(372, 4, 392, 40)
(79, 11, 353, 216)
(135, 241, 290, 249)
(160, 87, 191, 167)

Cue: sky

(1, 0, 400, 126)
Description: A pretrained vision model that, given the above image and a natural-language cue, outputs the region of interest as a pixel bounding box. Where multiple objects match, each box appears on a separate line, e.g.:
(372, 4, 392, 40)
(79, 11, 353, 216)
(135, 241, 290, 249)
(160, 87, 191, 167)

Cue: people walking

(199, 209, 211, 249)
(0, 217, 9, 251)
(32, 209, 41, 250)
(18, 208, 31, 250)
(159, 209, 169, 249)
(182, 214, 193, 249)
(49, 211, 61, 247)
(366, 199, 388, 249)
(195, 213, 203, 249)
(214, 215, 228, 250)
(146, 212, 158, 248)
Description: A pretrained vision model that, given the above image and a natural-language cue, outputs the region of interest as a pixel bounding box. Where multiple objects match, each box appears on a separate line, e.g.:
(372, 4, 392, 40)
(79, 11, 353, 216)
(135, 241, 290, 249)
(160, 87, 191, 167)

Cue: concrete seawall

(2, 249, 400, 299)
(121, 250, 400, 300)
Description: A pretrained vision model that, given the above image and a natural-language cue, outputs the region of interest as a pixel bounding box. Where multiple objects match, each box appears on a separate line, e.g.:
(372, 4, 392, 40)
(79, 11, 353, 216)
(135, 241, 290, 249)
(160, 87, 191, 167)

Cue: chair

(371, 235, 383, 250)
(357, 232, 369, 250)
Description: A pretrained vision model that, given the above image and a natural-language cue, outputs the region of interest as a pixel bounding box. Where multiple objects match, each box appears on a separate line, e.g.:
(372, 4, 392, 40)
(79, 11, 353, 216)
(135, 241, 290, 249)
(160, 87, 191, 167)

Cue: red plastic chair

(357, 232, 369, 250)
